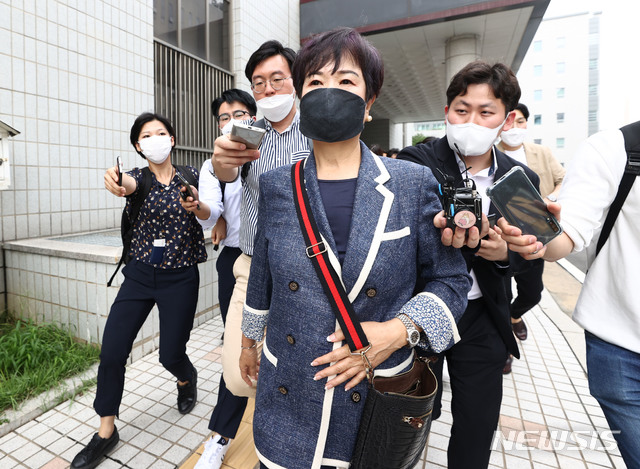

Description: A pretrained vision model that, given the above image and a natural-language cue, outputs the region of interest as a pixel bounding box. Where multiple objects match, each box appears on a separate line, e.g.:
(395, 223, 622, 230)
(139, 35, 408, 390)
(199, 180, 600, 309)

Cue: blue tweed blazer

(242, 144, 471, 469)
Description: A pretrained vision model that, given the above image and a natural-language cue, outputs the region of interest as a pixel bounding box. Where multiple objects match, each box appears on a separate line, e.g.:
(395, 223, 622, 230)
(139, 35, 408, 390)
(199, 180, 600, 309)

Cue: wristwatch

(547, 194, 558, 202)
(397, 314, 420, 347)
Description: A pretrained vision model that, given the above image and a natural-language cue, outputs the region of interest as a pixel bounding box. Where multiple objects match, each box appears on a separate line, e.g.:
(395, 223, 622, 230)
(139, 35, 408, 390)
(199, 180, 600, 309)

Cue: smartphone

(176, 171, 199, 209)
(229, 122, 266, 149)
(116, 156, 123, 186)
(486, 166, 563, 245)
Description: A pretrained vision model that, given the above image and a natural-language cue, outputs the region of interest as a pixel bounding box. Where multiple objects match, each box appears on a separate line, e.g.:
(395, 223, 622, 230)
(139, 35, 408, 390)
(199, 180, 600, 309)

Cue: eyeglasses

(251, 76, 291, 94)
(217, 110, 250, 124)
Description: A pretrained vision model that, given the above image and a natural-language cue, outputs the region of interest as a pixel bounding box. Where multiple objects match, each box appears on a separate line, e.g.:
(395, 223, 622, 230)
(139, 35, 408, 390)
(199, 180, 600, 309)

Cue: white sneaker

(194, 434, 231, 469)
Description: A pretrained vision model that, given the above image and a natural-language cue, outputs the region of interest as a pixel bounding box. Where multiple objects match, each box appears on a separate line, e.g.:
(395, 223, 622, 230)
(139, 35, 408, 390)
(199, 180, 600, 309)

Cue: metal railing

(154, 39, 234, 168)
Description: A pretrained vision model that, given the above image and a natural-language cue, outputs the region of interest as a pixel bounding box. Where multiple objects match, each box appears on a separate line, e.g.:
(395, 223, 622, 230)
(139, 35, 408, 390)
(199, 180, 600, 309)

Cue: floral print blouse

(125, 166, 207, 268)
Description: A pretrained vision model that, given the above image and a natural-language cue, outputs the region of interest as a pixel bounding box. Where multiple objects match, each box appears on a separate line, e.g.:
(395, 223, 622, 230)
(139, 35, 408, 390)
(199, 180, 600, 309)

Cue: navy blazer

(398, 136, 542, 358)
(242, 144, 471, 469)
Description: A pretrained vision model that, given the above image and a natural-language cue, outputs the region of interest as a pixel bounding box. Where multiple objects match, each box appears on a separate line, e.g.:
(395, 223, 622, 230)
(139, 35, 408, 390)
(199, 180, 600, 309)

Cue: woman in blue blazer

(239, 28, 471, 469)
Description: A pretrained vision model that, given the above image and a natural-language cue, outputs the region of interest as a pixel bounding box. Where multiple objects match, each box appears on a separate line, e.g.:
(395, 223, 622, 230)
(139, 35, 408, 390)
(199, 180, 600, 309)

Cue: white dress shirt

(197, 159, 242, 248)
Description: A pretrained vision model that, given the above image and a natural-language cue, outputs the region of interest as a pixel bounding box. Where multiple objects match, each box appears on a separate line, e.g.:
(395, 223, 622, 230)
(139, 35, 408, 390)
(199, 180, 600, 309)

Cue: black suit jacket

(398, 137, 542, 358)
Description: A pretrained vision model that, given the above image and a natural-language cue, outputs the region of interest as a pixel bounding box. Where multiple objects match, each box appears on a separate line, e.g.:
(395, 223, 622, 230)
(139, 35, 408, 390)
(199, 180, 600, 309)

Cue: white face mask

(256, 91, 295, 123)
(139, 135, 172, 164)
(500, 127, 527, 147)
(446, 116, 507, 157)
(221, 118, 256, 136)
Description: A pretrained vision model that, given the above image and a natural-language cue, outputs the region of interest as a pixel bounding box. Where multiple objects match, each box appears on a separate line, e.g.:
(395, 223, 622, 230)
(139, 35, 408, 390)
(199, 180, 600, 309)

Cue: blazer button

(289, 281, 299, 291)
(365, 288, 377, 298)
(351, 391, 361, 403)
(286, 334, 295, 345)
(278, 386, 288, 395)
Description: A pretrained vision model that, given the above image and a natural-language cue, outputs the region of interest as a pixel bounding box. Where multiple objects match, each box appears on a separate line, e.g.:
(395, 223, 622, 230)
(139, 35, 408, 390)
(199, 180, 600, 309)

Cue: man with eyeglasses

(210, 40, 310, 411)
(188, 88, 259, 469)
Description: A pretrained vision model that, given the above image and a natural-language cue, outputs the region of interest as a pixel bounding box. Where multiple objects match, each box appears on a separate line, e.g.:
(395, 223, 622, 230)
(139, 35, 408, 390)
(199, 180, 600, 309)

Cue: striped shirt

(240, 112, 310, 255)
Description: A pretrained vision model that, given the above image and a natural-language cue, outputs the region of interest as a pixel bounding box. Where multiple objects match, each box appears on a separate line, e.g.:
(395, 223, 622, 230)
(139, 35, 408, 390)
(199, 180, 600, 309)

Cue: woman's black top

(317, 178, 358, 264)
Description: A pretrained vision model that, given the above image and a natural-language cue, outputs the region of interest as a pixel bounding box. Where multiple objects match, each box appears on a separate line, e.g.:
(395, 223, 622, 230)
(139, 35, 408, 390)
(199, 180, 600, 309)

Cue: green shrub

(0, 315, 101, 412)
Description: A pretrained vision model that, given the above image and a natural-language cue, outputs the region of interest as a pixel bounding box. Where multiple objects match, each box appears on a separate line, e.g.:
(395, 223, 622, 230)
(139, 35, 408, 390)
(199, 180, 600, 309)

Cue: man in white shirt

(498, 122, 640, 468)
(188, 89, 256, 469)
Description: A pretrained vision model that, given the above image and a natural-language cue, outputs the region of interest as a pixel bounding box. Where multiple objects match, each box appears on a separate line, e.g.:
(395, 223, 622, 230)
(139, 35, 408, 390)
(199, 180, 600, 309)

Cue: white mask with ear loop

(256, 91, 296, 123)
(446, 115, 507, 157)
(221, 118, 256, 136)
(139, 135, 172, 164)
(500, 127, 527, 147)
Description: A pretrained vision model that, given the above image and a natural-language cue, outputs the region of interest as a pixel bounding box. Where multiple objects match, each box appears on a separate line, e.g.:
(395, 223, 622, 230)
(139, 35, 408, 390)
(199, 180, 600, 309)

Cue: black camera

(438, 174, 482, 231)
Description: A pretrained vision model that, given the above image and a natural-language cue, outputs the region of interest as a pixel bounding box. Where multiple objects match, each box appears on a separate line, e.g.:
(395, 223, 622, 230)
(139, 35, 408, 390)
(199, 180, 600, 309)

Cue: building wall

(0, 0, 155, 243)
(598, 2, 640, 130)
(3, 241, 218, 361)
(231, 0, 300, 95)
(516, 12, 591, 166)
(0, 0, 303, 355)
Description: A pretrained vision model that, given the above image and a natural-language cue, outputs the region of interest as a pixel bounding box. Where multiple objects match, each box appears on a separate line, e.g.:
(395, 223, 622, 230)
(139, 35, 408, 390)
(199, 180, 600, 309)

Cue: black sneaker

(71, 426, 119, 469)
(177, 367, 197, 414)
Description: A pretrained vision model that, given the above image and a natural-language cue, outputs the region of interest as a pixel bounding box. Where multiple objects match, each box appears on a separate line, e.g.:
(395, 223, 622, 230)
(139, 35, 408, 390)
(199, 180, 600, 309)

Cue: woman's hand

(104, 166, 126, 197)
(239, 347, 260, 387)
(104, 166, 135, 197)
(179, 186, 200, 212)
(311, 319, 407, 391)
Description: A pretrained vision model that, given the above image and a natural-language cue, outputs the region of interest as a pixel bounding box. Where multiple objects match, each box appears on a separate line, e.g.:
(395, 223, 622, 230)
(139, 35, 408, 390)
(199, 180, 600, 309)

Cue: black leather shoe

(511, 319, 528, 341)
(503, 355, 513, 375)
(71, 426, 119, 469)
(177, 368, 197, 414)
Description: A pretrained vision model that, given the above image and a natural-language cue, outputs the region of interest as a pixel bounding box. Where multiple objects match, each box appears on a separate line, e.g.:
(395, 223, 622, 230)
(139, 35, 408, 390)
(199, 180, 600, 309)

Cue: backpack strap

(208, 166, 226, 203)
(595, 121, 640, 256)
(219, 181, 227, 204)
(107, 167, 153, 286)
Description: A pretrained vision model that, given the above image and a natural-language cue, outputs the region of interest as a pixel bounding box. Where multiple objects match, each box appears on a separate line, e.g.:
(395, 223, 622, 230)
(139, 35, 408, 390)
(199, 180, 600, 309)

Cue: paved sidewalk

(0, 270, 628, 469)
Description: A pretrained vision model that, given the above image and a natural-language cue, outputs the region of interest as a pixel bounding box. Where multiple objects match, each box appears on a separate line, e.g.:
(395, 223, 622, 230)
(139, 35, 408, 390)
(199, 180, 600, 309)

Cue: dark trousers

(216, 247, 242, 325)
(507, 260, 544, 319)
(431, 298, 508, 469)
(208, 246, 247, 438)
(94, 260, 199, 417)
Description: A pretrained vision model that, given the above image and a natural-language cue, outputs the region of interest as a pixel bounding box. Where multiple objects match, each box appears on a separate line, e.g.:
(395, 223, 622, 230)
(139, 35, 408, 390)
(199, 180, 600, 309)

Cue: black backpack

(107, 165, 198, 286)
(595, 121, 640, 257)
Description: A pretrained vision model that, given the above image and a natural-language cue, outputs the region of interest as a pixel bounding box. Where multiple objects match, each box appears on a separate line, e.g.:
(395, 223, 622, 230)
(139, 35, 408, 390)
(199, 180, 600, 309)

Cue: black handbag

(291, 160, 438, 469)
(351, 357, 437, 469)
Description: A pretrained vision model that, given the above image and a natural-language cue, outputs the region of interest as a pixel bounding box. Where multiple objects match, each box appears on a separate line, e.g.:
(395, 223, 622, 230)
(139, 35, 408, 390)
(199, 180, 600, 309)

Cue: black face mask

(300, 88, 366, 142)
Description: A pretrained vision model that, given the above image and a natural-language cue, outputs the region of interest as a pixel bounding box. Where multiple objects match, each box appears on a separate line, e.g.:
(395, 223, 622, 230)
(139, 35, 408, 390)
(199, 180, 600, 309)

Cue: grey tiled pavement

(0, 282, 629, 468)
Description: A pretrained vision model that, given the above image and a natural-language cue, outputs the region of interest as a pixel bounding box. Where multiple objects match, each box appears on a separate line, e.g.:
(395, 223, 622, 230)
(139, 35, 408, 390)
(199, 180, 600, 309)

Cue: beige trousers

(222, 253, 263, 397)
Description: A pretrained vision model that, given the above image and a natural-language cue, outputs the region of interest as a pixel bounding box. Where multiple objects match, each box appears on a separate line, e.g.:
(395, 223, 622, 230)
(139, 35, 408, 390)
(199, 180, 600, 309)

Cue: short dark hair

(245, 40, 297, 83)
(446, 61, 521, 115)
(292, 27, 384, 102)
(212, 89, 257, 118)
(369, 143, 384, 156)
(515, 102, 530, 120)
(129, 112, 176, 159)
